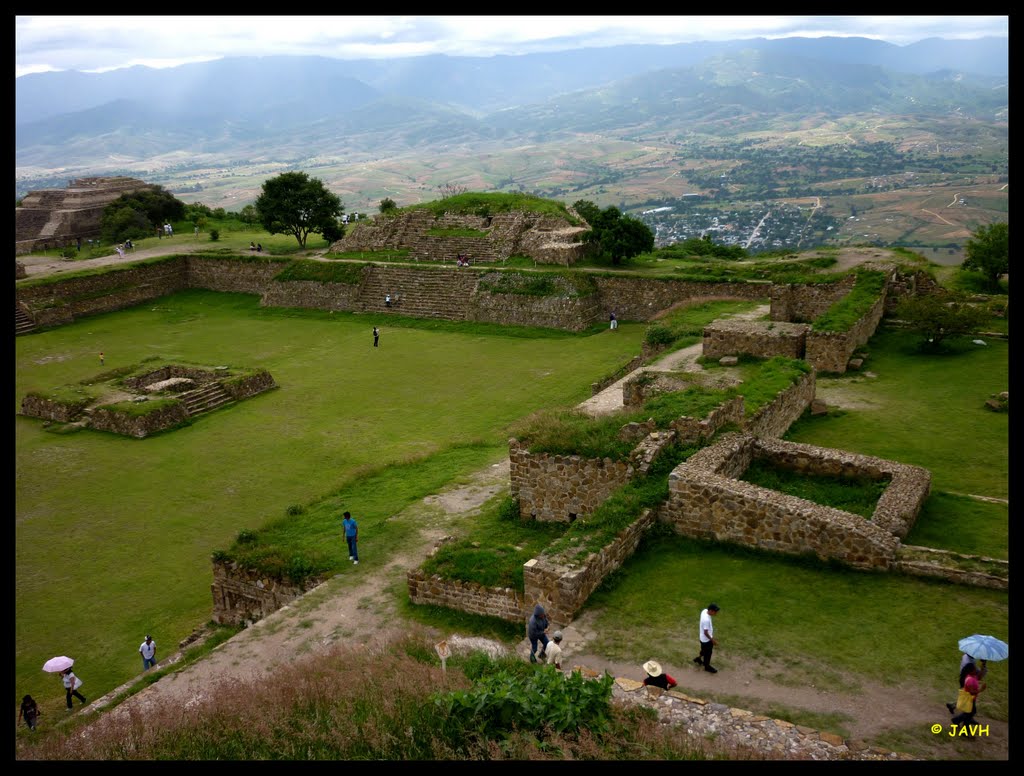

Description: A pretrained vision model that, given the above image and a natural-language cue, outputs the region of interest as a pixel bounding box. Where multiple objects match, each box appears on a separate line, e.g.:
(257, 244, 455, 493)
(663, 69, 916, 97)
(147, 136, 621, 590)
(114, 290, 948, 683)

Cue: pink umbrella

(42, 656, 74, 673)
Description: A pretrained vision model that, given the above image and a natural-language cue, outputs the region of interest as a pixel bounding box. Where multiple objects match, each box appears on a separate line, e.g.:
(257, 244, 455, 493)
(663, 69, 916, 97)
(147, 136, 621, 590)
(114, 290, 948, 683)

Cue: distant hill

(14, 40, 1008, 171)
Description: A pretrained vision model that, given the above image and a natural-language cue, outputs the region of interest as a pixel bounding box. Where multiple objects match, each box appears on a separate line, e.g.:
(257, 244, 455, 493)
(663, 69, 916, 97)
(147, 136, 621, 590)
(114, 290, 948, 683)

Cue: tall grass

(17, 634, 726, 761)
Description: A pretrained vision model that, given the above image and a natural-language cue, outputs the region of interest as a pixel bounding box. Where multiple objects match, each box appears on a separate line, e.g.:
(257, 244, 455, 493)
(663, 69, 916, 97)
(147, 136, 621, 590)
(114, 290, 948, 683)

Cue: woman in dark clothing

(19, 695, 40, 730)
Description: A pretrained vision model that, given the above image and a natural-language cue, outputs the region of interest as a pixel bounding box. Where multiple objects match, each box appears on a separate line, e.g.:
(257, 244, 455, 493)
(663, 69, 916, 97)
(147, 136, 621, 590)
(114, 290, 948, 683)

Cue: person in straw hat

(642, 660, 677, 690)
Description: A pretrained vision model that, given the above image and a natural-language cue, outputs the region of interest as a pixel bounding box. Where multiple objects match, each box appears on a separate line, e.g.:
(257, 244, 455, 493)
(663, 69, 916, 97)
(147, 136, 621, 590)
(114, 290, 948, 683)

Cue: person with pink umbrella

(61, 667, 86, 709)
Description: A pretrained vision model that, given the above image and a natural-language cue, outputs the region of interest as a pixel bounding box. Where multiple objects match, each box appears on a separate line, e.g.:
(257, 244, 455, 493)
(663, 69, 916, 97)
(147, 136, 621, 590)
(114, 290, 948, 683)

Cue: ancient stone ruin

(16, 176, 159, 255)
(21, 363, 276, 438)
(328, 208, 590, 266)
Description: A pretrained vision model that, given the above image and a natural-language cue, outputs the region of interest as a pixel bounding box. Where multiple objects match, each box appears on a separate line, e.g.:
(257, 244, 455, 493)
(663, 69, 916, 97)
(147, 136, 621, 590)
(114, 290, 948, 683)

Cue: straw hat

(642, 660, 662, 677)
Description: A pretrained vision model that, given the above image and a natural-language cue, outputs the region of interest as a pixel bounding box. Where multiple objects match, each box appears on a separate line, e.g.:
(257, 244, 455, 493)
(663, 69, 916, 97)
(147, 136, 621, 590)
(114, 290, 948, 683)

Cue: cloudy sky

(16, 15, 1009, 78)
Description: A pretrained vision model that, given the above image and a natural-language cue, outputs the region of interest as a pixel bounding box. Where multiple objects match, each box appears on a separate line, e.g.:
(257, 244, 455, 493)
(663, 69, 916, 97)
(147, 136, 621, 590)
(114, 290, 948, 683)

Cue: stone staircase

(180, 382, 234, 416)
(16, 304, 35, 335)
(358, 266, 481, 320)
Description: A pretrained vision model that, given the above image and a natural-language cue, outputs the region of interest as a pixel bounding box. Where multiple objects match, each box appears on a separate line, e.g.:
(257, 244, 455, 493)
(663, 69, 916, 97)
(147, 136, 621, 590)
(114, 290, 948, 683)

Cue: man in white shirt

(139, 635, 157, 671)
(543, 631, 564, 670)
(692, 603, 720, 673)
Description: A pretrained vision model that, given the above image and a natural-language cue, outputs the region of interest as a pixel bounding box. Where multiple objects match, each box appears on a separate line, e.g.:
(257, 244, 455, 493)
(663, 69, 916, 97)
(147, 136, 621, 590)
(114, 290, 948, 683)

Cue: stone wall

(804, 289, 888, 373)
(744, 369, 816, 439)
(664, 433, 914, 569)
(16, 258, 190, 326)
(769, 276, 857, 322)
(16, 261, 27, 279)
(222, 370, 277, 401)
(187, 257, 288, 294)
(702, 320, 810, 360)
(752, 436, 931, 538)
(522, 509, 658, 626)
(407, 508, 659, 628)
(592, 355, 644, 395)
(509, 438, 636, 522)
(211, 559, 325, 626)
(592, 277, 770, 322)
(406, 565, 527, 624)
(15, 256, 776, 333)
(474, 290, 601, 331)
(20, 394, 90, 423)
(89, 400, 191, 438)
(260, 280, 361, 311)
(670, 396, 745, 445)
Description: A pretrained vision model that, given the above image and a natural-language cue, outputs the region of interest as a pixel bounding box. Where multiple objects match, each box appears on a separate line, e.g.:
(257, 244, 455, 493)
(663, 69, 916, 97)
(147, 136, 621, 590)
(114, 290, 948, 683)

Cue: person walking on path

(693, 603, 720, 673)
(544, 631, 564, 670)
(948, 653, 988, 715)
(19, 695, 40, 731)
(609, 311, 617, 330)
(527, 604, 550, 663)
(139, 635, 157, 671)
(61, 668, 86, 709)
(642, 660, 678, 690)
(951, 663, 986, 736)
(343, 511, 359, 565)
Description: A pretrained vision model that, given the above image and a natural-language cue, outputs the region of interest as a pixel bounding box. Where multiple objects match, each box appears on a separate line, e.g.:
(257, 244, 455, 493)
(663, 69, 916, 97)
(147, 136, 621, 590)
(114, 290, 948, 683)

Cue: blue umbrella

(958, 634, 1009, 662)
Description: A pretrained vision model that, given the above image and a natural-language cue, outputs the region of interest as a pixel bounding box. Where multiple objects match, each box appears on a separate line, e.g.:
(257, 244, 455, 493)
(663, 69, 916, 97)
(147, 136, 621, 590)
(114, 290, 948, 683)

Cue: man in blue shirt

(343, 511, 359, 565)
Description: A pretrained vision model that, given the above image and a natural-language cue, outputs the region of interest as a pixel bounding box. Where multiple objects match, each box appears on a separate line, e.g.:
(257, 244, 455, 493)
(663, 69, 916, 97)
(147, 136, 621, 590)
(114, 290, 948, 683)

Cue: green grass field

(15, 289, 646, 713)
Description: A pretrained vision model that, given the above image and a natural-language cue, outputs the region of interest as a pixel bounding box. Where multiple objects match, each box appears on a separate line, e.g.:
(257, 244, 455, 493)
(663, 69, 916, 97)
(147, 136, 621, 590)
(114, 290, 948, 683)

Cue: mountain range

(15, 35, 1009, 178)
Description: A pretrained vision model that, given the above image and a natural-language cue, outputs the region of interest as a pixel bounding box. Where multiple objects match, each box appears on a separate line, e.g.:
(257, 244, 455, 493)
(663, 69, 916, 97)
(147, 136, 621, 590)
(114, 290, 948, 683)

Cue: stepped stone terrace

(16, 176, 159, 256)
(21, 362, 276, 438)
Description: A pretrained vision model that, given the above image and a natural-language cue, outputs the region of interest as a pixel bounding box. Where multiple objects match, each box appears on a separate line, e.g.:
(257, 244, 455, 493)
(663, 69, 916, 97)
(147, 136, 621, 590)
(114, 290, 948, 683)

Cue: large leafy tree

(101, 185, 185, 241)
(254, 172, 344, 248)
(573, 200, 654, 265)
(962, 222, 1008, 290)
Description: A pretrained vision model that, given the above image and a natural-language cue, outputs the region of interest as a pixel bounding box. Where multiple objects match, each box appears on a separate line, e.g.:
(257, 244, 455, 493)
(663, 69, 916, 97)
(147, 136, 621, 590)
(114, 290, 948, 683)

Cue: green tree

(239, 204, 259, 225)
(572, 199, 601, 225)
(894, 292, 989, 350)
(254, 172, 343, 248)
(379, 197, 397, 213)
(578, 203, 654, 265)
(100, 204, 153, 243)
(962, 222, 1008, 290)
(102, 185, 185, 235)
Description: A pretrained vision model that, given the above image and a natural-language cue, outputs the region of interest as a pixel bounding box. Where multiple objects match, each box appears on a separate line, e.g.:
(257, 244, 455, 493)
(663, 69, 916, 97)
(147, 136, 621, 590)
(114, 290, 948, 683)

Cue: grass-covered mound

(398, 192, 581, 225)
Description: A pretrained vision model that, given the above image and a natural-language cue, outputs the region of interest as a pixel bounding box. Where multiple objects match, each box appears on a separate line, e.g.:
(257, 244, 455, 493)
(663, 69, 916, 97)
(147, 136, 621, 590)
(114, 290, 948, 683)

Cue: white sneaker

(353, 561, 358, 565)
(349, 556, 353, 560)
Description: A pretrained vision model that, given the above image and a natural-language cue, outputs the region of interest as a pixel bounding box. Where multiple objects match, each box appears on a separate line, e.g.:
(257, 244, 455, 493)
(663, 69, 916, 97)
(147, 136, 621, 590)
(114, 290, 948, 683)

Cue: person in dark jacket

(527, 604, 550, 663)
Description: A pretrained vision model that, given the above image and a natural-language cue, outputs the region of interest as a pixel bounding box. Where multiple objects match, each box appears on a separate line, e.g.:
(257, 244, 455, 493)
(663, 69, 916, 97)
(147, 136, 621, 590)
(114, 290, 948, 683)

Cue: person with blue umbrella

(945, 635, 1008, 721)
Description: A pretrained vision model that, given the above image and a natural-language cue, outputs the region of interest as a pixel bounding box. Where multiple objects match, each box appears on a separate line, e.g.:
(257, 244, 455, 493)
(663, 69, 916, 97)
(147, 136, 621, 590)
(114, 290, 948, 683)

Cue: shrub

(209, 229, 220, 241)
(434, 661, 615, 739)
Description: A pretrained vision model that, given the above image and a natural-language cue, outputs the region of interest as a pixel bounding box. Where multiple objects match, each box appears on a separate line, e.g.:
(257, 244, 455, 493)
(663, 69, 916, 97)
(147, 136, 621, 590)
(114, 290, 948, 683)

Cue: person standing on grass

(99, 352, 105, 366)
(373, 327, 379, 348)
(139, 635, 157, 671)
(343, 511, 359, 565)
(693, 603, 720, 673)
(610, 311, 618, 330)
(61, 668, 86, 709)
